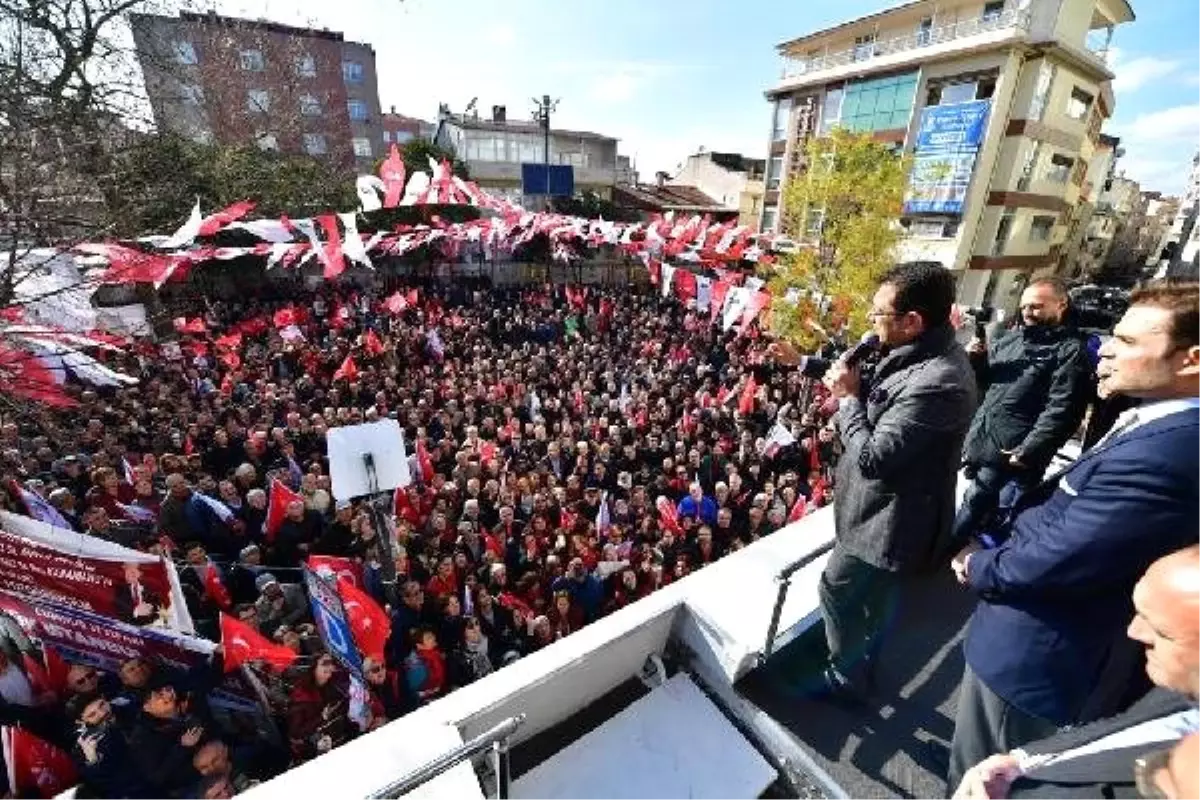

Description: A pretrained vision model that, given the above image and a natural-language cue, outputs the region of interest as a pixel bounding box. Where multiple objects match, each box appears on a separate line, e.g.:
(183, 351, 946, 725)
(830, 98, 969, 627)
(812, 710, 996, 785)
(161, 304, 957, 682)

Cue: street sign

(303, 566, 363, 677)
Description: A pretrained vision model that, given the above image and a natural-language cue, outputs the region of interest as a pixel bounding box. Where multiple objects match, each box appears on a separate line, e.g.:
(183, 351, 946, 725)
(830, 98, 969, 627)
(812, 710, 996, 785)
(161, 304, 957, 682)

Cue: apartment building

(434, 106, 620, 205)
(763, 0, 1133, 311)
(129, 11, 384, 171)
(381, 109, 433, 148)
(668, 151, 767, 230)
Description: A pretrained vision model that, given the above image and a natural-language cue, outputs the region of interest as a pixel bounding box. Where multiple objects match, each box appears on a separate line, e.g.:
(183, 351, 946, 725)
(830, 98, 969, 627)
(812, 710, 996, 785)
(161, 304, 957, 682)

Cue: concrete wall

(669, 155, 746, 209)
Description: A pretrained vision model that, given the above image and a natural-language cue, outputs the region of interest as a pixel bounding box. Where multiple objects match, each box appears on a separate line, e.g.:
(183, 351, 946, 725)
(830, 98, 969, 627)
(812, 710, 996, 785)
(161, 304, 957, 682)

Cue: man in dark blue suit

(947, 283, 1200, 787)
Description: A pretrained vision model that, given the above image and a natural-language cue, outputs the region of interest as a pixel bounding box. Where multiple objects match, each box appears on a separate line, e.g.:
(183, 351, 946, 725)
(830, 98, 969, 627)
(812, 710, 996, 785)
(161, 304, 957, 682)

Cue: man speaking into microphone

(771, 262, 977, 700)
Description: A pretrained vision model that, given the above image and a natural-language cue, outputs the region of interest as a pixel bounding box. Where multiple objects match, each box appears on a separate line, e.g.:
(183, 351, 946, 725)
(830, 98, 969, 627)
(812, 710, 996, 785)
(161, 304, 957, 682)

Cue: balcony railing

(781, 8, 1032, 79)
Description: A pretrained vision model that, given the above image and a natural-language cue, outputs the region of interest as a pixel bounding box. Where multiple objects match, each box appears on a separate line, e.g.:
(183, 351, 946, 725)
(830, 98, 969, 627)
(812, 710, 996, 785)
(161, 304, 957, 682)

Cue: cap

(335, 499, 352, 511)
(255, 573, 279, 591)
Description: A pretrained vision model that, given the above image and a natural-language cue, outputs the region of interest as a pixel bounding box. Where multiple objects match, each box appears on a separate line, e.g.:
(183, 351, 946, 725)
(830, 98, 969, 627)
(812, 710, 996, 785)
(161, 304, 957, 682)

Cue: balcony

(779, 8, 1032, 82)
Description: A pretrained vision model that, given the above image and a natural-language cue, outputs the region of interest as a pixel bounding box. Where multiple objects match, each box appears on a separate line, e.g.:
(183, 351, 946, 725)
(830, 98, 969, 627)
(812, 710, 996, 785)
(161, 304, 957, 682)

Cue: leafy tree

(768, 127, 910, 350)
(550, 191, 641, 222)
(384, 137, 468, 181)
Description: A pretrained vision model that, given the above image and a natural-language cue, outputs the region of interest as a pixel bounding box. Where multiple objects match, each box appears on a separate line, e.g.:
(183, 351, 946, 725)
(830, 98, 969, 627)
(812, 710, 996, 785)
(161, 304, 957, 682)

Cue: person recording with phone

(770, 262, 977, 701)
(953, 278, 1092, 545)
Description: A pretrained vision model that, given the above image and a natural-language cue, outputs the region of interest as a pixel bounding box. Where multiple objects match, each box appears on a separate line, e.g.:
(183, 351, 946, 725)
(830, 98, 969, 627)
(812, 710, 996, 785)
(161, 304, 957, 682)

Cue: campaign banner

(0, 592, 257, 713)
(904, 99, 993, 216)
(912, 99, 992, 151)
(0, 510, 193, 633)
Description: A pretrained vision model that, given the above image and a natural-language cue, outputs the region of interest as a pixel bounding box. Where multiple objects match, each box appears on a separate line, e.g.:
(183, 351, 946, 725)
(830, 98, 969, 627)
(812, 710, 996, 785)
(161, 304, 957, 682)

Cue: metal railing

(369, 715, 526, 799)
(781, 8, 1031, 79)
(758, 540, 837, 663)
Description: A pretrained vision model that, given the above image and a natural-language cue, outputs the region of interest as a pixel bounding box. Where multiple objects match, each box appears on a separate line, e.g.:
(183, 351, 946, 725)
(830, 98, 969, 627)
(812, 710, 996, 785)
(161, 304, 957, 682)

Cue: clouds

(1113, 104, 1200, 143)
(1109, 104, 1199, 194)
(1111, 55, 1184, 95)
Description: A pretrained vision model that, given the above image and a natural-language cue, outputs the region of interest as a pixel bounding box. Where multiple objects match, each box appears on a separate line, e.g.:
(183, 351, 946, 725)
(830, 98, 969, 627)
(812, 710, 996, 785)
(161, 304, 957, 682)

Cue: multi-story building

(381, 109, 434, 149)
(667, 151, 767, 230)
(433, 105, 620, 206)
(1154, 152, 1200, 280)
(1058, 132, 1119, 279)
(763, 0, 1132, 311)
(129, 11, 384, 171)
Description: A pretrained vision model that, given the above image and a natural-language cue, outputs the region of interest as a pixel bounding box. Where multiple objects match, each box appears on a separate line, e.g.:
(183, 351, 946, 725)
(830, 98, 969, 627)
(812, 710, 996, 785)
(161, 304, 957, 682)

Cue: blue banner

(912, 100, 992, 151)
(304, 566, 363, 677)
(905, 100, 992, 215)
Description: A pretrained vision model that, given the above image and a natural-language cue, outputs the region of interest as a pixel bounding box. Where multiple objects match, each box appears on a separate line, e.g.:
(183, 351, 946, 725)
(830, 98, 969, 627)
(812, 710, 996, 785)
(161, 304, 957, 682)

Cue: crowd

(0, 276, 843, 797)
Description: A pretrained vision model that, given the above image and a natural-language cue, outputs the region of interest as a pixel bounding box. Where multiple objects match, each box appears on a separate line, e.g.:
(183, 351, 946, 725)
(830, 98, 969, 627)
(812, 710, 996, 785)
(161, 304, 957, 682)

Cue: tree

(391, 137, 468, 181)
(768, 128, 910, 350)
(551, 191, 641, 222)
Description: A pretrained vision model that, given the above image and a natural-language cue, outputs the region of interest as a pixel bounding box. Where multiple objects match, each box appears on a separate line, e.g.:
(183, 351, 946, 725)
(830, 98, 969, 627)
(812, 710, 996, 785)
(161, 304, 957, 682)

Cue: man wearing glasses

(771, 262, 977, 700)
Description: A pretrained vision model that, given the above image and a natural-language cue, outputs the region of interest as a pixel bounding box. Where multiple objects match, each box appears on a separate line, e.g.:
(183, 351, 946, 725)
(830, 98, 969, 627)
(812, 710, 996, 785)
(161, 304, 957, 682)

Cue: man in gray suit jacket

(772, 262, 977, 699)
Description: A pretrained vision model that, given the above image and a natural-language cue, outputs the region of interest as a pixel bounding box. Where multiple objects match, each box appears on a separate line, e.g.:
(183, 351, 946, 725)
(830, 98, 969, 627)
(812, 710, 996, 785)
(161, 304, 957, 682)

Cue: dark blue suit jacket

(964, 405, 1199, 725)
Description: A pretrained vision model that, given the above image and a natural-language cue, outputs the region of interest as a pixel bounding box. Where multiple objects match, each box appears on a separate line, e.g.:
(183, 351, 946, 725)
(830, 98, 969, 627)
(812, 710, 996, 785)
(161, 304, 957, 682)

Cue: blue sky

(224, 0, 1200, 194)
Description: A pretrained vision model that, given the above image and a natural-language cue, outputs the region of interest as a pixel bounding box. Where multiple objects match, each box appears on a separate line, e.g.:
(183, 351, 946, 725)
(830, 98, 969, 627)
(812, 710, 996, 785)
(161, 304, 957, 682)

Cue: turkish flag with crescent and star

(219, 612, 298, 673)
(336, 576, 390, 663)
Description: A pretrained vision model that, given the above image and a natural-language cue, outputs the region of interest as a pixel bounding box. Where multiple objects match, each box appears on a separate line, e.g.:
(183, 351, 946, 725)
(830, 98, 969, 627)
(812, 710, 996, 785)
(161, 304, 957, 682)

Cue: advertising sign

(904, 99, 993, 216)
(304, 566, 363, 677)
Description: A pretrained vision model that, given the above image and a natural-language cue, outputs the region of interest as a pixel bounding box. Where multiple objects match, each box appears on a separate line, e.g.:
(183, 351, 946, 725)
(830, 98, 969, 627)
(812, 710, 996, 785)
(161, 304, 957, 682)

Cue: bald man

(953, 545, 1199, 799)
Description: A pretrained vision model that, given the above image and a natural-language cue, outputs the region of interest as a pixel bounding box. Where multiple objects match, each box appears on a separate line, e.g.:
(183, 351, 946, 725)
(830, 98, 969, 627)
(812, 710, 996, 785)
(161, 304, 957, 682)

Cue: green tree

(768, 127, 910, 350)
(393, 137, 469, 181)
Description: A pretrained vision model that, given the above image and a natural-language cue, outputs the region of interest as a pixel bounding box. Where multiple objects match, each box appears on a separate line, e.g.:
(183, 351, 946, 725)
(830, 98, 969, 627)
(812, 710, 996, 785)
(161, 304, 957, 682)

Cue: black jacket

(128, 711, 208, 796)
(963, 324, 1091, 471)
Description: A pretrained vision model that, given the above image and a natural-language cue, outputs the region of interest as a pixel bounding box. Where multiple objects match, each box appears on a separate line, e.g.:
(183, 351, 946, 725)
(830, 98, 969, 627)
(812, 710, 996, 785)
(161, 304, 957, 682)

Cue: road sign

(303, 566, 362, 677)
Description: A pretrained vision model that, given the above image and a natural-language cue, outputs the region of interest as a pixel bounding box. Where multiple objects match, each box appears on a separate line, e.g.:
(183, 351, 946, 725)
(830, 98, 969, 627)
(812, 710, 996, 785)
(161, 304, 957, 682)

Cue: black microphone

(797, 333, 880, 379)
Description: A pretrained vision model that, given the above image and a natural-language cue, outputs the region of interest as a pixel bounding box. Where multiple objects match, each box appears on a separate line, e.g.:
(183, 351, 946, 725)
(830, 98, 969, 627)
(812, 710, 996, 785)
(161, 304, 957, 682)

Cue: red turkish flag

(1, 727, 77, 798)
(214, 332, 242, 351)
(478, 440, 497, 465)
(416, 439, 435, 484)
(317, 214, 346, 280)
(337, 576, 391, 662)
(333, 355, 359, 382)
(0, 346, 76, 408)
(655, 496, 684, 537)
(203, 564, 232, 611)
(21, 647, 68, 702)
(273, 307, 298, 328)
(738, 374, 758, 415)
(379, 144, 407, 208)
(198, 200, 255, 237)
(710, 280, 731, 323)
(265, 478, 303, 543)
(219, 613, 298, 673)
(363, 329, 385, 357)
(406, 288, 420, 306)
(788, 495, 808, 524)
(307, 555, 364, 589)
(383, 291, 409, 315)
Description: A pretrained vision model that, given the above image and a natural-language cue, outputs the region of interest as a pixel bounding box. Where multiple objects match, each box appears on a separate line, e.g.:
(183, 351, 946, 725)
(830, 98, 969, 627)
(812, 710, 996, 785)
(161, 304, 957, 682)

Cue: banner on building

(0, 510, 194, 633)
(904, 99, 993, 215)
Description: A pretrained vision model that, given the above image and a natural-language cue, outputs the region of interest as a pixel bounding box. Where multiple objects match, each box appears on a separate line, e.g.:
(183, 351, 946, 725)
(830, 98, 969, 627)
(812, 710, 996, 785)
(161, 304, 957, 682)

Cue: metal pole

(369, 715, 525, 798)
(758, 540, 836, 663)
(490, 738, 511, 799)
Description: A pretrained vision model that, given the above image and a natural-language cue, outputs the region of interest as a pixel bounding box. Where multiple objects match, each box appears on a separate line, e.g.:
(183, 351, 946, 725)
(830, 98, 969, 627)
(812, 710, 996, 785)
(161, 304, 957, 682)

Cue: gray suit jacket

(833, 324, 977, 573)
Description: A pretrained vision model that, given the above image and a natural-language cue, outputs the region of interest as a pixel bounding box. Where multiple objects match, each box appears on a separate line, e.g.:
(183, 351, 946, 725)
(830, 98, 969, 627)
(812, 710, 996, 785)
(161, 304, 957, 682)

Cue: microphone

(797, 333, 880, 379)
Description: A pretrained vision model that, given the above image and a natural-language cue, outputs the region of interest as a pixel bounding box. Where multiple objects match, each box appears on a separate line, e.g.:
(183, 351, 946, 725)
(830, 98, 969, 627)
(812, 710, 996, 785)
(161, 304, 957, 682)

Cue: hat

(335, 499, 352, 511)
(239, 545, 260, 560)
(255, 573, 279, 591)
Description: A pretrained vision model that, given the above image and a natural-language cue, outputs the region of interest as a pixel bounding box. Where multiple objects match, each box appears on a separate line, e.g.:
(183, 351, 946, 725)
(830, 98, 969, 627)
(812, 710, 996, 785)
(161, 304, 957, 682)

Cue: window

(382, 130, 391, 143)
(342, 61, 364, 82)
(819, 87, 844, 134)
(303, 133, 327, 155)
(1029, 215, 1056, 242)
(247, 89, 270, 114)
(347, 99, 369, 121)
(982, 1, 1005, 22)
(761, 205, 778, 232)
(916, 17, 934, 45)
(908, 219, 955, 238)
(174, 40, 197, 65)
(1046, 153, 1074, 183)
(256, 133, 278, 152)
(1029, 62, 1056, 120)
(992, 211, 1015, 255)
(940, 81, 978, 105)
(394, 131, 414, 145)
(771, 97, 792, 141)
(180, 83, 204, 105)
(853, 33, 877, 62)
(352, 137, 372, 157)
(1066, 87, 1094, 120)
(239, 49, 264, 72)
(804, 208, 826, 240)
(299, 94, 322, 116)
(840, 71, 918, 132)
(1017, 141, 1041, 191)
(766, 156, 783, 190)
(295, 54, 316, 77)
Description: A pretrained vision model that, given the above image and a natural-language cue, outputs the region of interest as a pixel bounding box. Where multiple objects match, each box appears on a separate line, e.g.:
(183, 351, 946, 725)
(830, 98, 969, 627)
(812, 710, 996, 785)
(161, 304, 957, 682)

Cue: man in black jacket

(129, 676, 216, 796)
(954, 278, 1091, 543)
(951, 544, 1198, 799)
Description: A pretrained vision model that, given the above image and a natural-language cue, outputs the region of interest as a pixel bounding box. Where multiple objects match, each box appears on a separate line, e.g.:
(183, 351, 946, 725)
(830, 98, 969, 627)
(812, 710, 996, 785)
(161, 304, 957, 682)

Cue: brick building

(129, 11, 383, 171)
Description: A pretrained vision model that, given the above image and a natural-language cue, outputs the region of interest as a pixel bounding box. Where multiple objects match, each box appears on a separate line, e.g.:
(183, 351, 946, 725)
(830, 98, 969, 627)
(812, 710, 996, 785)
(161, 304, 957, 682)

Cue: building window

(819, 87, 844, 134)
(761, 205, 778, 232)
(180, 83, 204, 105)
(853, 33, 877, 62)
(395, 131, 414, 145)
(342, 61, 364, 83)
(239, 49, 264, 72)
(352, 137, 372, 157)
(174, 40, 197, 65)
(295, 54, 316, 77)
(347, 99, 369, 121)
(908, 218, 956, 238)
(993, 211, 1015, 255)
(382, 130, 391, 143)
(766, 156, 783, 190)
(1047, 153, 1074, 183)
(247, 89, 270, 114)
(1017, 141, 1041, 191)
(840, 71, 918, 132)
(1029, 62, 1056, 120)
(771, 97, 792, 141)
(981, 1, 1005, 22)
(1029, 215, 1056, 242)
(303, 133, 327, 155)
(1066, 87, 1094, 120)
(916, 17, 934, 45)
(256, 133, 278, 152)
(299, 94, 322, 116)
(804, 208, 826, 240)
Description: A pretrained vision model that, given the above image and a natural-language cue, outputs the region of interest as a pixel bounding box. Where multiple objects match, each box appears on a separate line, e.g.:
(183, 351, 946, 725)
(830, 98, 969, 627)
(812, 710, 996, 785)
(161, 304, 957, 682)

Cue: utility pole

(531, 94, 559, 196)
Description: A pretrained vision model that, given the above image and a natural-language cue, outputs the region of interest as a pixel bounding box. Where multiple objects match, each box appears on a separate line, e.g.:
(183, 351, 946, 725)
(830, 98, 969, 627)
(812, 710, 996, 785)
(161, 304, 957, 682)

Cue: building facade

(434, 106, 620, 206)
(381, 109, 433, 149)
(1154, 152, 1200, 280)
(763, 0, 1133, 312)
(129, 11, 384, 171)
(667, 152, 767, 230)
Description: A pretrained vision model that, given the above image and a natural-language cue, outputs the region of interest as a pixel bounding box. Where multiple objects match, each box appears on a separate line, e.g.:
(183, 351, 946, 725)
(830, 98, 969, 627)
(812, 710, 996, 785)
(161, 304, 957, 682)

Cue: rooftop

(132, 10, 374, 48)
(440, 113, 618, 144)
(614, 183, 730, 213)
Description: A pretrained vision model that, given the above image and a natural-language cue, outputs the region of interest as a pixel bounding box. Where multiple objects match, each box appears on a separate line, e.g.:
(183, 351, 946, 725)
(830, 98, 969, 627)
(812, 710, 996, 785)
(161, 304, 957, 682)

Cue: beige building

(764, 0, 1133, 312)
(667, 151, 767, 230)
